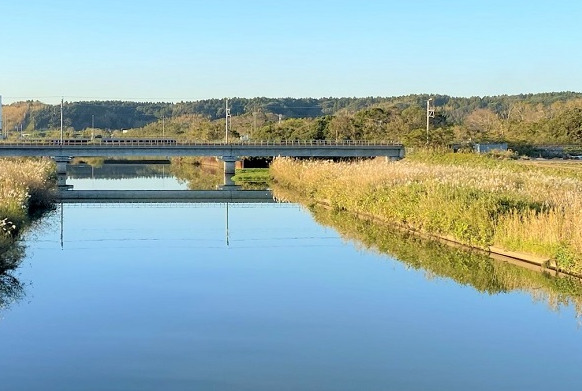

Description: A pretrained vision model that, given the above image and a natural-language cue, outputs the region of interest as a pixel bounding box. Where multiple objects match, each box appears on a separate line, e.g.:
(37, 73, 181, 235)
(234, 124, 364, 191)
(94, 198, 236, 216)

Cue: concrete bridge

(0, 139, 405, 189)
(0, 139, 404, 158)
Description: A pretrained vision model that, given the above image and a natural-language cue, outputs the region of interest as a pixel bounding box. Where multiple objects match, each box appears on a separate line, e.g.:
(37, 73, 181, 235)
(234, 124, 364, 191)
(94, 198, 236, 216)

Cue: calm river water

(0, 163, 581, 390)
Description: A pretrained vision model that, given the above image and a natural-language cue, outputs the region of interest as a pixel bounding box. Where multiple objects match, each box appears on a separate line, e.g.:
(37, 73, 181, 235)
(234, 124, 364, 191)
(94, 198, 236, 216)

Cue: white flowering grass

(271, 153, 582, 274)
(0, 158, 54, 237)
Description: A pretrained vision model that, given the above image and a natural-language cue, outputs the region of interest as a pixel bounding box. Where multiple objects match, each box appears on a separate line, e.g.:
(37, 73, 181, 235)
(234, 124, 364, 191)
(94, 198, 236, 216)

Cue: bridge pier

(54, 156, 73, 190)
(220, 156, 240, 189)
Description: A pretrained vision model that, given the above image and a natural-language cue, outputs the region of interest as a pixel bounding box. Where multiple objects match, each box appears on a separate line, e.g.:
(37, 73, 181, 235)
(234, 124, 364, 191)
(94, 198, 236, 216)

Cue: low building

(473, 143, 508, 154)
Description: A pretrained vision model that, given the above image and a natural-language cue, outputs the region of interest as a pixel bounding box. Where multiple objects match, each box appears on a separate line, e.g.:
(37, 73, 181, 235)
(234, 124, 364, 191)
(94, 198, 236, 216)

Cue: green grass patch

(232, 168, 270, 183)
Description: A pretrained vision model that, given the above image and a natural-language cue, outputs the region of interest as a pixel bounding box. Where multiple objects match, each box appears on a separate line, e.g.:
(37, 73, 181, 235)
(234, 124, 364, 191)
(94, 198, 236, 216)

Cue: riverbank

(0, 158, 55, 252)
(270, 151, 582, 275)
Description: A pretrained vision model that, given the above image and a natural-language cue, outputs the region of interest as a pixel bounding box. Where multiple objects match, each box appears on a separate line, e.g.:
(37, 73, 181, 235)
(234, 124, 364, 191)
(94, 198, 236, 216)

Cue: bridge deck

(0, 140, 405, 158)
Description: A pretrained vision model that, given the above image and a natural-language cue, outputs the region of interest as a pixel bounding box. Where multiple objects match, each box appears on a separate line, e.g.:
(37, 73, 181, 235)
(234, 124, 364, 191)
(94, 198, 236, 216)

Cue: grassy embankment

(0, 158, 55, 252)
(270, 151, 582, 275)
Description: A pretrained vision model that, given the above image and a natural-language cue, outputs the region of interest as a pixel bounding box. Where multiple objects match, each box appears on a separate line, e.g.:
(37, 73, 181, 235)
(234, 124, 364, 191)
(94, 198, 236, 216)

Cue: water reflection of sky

(67, 164, 188, 190)
(68, 176, 188, 190)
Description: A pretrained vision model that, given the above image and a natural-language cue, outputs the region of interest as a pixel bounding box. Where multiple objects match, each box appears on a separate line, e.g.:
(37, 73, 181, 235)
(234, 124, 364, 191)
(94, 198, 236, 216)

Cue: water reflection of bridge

(56, 189, 276, 203)
(67, 162, 174, 180)
(55, 191, 283, 249)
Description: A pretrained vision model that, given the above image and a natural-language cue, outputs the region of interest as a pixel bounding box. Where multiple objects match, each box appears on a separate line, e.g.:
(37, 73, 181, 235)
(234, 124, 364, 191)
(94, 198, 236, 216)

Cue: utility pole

(252, 111, 257, 140)
(426, 98, 435, 145)
(60, 98, 64, 143)
(0, 95, 3, 139)
(162, 115, 165, 137)
(225, 98, 231, 143)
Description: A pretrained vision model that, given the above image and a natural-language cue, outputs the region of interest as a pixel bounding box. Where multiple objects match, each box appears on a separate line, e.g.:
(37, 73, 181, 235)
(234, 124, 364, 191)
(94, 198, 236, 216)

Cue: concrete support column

(221, 156, 240, 189)
(54, 156, 73, 190)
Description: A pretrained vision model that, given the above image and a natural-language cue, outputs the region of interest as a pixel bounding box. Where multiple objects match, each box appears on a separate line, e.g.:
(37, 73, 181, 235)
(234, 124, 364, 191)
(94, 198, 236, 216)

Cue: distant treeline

(4, 92, 582, 145)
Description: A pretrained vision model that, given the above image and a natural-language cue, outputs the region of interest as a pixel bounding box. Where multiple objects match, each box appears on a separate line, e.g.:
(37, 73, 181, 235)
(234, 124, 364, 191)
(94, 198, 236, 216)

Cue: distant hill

(3, 92, 582, 146)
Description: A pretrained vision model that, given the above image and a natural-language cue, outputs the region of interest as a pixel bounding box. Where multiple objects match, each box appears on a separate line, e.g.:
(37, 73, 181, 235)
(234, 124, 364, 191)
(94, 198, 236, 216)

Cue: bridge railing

(0, 139, 403, 147)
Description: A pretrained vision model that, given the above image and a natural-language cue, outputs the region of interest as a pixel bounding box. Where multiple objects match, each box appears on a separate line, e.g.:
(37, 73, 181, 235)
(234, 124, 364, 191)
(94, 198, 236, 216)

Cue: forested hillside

(3, 92, 582, 146)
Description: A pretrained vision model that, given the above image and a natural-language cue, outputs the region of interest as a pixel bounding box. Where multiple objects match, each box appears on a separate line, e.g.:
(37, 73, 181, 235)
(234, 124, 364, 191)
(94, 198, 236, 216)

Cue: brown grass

(271, 153, 582, 274)
(0, 158, 55, 237)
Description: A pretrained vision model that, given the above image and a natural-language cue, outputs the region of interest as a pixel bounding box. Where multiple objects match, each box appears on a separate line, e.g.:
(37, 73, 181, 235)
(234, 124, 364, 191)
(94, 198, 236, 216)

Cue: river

(0, 162, 581, 390)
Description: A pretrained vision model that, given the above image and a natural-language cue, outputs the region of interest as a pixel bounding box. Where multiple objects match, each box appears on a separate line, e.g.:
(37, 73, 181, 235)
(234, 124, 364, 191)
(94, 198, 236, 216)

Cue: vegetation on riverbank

(0, 158, 55, 310)
(231, 168, 270, 183)
(271, 151, 582, 275)
(0, 158, 55, 239)
(0, 157, 54, 250)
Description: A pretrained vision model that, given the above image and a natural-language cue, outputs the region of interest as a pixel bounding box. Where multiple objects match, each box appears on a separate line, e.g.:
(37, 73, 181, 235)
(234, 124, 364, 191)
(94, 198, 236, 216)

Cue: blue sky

(2, 0, 581, 104)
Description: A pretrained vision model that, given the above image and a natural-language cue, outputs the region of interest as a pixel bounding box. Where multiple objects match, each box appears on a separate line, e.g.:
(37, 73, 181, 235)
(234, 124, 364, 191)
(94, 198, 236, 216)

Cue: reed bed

(0, 158, 55, 243)
(271, 153, 582, 274)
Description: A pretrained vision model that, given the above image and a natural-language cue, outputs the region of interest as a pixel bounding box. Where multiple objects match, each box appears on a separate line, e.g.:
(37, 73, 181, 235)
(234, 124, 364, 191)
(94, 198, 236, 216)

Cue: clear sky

(2, 0, 581, 104)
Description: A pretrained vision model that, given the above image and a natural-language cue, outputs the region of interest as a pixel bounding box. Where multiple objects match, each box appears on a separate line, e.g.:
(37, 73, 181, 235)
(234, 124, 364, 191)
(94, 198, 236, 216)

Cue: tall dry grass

(271, 153, 582, 274)
(0, 158, 55, 241)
